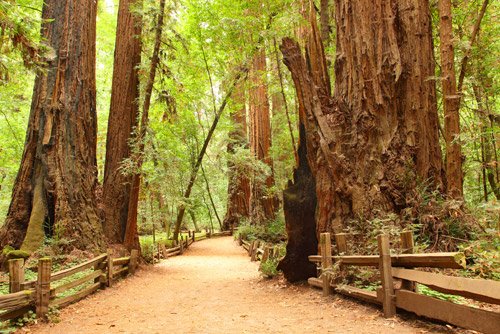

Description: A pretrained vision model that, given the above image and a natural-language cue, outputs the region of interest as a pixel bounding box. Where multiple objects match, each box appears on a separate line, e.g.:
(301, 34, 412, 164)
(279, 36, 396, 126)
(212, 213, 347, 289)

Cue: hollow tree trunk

(438, 0, 463, 199)
(277, 123, 318, 282)
(282, 0, 444, 237)
(277, 1, 326, 281)
(0, 0, 104, 255)
(249, 49, 278, 224)
(102, 0, 142, 243)
(222, 83, 250, 231)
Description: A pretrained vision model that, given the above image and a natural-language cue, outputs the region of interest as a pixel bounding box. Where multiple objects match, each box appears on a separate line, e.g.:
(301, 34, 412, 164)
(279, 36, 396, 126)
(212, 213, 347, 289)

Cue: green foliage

(459, 234, 500, 280)
(419, 284, 465, 304)
(12, 310, 37, 328)
(259, 258, 279, 278)
(236, 215, 285, 244)
(46, 306, 61, 323)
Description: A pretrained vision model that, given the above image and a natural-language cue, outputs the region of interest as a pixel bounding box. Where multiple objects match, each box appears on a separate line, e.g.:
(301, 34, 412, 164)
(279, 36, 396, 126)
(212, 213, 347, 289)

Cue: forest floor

(25, 237, 469, 334)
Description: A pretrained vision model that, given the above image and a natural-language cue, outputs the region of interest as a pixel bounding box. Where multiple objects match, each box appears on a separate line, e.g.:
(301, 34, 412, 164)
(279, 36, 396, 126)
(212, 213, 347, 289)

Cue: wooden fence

(239, 237, 280, 265)
(0, 249, 138, 322)
(0, 229, 232, 324)
(308, 232, 500, 334)
(156, 230, 232, 260)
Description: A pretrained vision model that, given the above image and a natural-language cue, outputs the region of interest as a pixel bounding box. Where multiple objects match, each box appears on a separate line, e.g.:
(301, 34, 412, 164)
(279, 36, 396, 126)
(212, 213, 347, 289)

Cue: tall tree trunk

(320, 0, 330, 47)
(438, 0, 463, 199)
(282, 0, 444, 238)
(0, 0, 104, 255)
(273, 38, 298, 162)
(102, 0, 142, 244)
(473, 85, 500, 200)
(222, 83, 251, 230)
(277, 123, 317, 282)
(201, 164, 222, 230)
(249, 49, 278, 224)
(123, 0, 166, 251)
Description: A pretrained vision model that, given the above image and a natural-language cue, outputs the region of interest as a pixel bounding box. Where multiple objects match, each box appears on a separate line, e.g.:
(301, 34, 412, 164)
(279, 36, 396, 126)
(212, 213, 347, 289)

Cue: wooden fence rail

(156, 230, 232, 260)
(308, 231, 500, 334)
(1, 229, 232, 324)
(0, 249, 139, 322)
(239, 238, 280, 268)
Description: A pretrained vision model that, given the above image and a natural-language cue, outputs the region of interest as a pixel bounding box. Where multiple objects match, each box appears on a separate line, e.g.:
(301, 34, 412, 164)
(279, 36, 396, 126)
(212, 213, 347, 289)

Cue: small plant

(236, 215, 286, 243)
(259, 258, 279, 278)
(13, 310, 37, 328)
(140, 239, 157, 264)
(419, 284, 465, 304)
(47, 306, 61, 323)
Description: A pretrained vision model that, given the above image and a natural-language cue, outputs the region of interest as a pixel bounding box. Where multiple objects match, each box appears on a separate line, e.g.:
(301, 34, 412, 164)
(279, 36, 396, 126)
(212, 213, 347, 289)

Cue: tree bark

(102, 0, 142, 244)
(249, 49, 278, 224)
(123, 0, 166, 251)
(0, 0, 104, 255)
(222, 84, 251, 230)
(277, 123, 318, 282)
(438, 0, 463, 199)
(320, 0, 330, 47)
(282, 0, 444, 237)
(273, 38, 297, 163)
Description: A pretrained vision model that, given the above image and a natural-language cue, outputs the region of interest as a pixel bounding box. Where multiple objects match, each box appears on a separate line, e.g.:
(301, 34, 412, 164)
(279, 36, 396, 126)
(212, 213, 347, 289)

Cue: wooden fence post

(248, 240, 255, 256)
(320, 232, 332, 297)
(192, 231, 196, 244)
(251, 240, 260, 261)
(261, 245, 270, 263)
(107, 249, 114, 287)
(129, 249, 139, 274)
(334, 233, 348, 255)
(8, 258, 24, 293)
(179, 236, 184, 254)
(238, 234, 243, 246)
(378, 234, 396, 318)
(400, 231, 416, 291)
(36, 258, 51, 318)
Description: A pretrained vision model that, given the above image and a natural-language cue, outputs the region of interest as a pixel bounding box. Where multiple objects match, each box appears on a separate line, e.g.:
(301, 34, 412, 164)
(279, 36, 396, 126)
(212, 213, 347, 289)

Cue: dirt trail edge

(29, 237, 455, 333)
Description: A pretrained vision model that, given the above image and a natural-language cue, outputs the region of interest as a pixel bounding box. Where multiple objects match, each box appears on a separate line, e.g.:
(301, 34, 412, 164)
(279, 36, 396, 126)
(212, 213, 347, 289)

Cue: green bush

(259, 258, 279, 278)
(140, 238, 157, 264)
(236, 216, 286, 243)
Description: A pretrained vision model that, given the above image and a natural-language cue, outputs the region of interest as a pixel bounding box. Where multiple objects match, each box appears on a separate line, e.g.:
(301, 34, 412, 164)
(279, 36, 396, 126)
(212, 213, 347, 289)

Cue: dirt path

(28, 237, 455, 333)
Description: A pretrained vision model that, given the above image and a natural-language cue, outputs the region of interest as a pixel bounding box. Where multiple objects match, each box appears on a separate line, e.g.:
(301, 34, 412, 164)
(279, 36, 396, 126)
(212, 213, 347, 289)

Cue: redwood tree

(438, 0, 463, 199)
(0, 0, 104, 254)
(279, 0, 444, 279)
(249, 50, 278, 224)
(222, 83, 250, 230)
(102, 0, 142, 243)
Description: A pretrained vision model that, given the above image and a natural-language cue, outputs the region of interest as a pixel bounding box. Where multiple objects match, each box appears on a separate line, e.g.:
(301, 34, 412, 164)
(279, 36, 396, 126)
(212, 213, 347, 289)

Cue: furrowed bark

(281, 0, 444, 262)
(249, 49, 278, 224)
(124, 0, 166, 251)
(222, 82, 251, 231)
(439, 0, 463, 199)
(0, 0, 105, 255)
(102, 0, 142, 243)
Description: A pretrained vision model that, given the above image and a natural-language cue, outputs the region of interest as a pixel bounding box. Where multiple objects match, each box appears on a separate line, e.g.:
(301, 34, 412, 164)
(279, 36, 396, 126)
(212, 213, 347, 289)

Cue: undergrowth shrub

(236, 215, 286, 243)
(140, 238, 157, 264)
(260, 258, 279, 278)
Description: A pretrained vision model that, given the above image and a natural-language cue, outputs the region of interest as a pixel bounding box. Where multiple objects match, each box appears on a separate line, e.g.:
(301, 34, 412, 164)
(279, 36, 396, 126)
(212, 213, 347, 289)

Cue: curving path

(29, 237, 454, 333)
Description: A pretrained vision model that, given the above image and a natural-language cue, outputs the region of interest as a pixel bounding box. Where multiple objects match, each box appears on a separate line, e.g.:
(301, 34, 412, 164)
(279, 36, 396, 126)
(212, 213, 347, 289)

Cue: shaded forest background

(0, 0, 498, 278)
